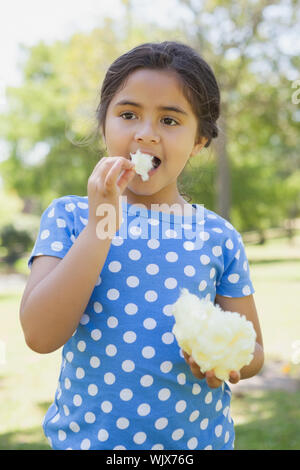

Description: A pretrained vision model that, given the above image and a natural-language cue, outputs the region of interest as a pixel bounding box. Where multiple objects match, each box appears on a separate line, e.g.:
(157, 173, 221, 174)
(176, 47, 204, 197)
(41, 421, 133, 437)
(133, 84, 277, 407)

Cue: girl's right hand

(87, 156, 136, 236)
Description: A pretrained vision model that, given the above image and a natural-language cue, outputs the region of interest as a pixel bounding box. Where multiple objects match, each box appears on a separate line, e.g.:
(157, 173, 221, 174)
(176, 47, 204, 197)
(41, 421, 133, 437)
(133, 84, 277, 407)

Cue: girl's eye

(162, 117, 178, 126)
(120, 112, 136, 120)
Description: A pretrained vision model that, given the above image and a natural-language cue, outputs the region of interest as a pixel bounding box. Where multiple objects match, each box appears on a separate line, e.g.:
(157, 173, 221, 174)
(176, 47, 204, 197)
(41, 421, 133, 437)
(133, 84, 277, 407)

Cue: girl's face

(103, 68, 207, 207)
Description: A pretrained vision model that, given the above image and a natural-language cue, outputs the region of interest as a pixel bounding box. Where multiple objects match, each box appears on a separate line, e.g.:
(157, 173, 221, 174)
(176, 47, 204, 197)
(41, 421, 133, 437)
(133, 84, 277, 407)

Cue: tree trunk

(213, 115, 231, 221)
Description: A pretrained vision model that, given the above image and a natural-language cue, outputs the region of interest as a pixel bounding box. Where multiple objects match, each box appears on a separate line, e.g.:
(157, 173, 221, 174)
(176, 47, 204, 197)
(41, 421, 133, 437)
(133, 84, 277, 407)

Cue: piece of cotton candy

(172, 288, 256, 381)
(130, 149, 154, 181)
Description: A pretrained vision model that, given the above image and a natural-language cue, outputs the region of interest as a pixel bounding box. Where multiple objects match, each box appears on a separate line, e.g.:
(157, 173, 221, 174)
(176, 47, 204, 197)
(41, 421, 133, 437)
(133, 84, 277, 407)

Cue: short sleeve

(27, 196, 76, 270)
(216, 229, 255, 298)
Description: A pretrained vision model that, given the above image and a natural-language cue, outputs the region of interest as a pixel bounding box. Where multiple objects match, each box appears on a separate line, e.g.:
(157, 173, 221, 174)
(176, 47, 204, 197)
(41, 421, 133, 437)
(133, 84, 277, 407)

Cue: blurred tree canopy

(0, 0, 299, 237)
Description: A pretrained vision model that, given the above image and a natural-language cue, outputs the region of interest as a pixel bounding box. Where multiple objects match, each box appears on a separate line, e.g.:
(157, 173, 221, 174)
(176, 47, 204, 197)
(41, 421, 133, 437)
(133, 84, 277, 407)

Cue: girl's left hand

(183, 351, 241, 388)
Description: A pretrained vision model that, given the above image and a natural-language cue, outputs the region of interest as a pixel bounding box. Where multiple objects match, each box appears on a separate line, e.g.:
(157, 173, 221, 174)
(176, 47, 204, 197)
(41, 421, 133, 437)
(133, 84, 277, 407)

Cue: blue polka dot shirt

(28, 195, 255, 450)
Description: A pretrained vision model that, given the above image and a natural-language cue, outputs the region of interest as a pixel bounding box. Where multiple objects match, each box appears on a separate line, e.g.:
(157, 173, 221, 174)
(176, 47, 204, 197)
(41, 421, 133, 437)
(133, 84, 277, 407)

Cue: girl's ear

(190, 137, 208, 158)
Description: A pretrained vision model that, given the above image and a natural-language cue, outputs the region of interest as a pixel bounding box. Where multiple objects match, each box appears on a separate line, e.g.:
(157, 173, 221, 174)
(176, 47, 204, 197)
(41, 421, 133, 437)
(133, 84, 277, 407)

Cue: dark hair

(96, 41, 220, 148)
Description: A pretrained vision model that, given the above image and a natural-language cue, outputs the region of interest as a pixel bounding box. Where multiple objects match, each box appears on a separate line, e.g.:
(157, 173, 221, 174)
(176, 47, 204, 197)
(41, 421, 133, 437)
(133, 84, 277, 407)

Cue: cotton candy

(172, 288, 256, 381)
(130, 149, 154, 181)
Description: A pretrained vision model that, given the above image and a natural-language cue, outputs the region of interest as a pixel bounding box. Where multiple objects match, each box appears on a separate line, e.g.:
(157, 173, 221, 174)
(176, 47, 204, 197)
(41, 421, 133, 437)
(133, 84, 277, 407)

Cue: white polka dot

(88, 384, 98, 396)
(189, 410, 200, 422)
(192, 384, 201, 395)
(216, 399, 223, 411)
(215, 424, 223, 437)
(200, 255, 210, 265)
(120, 388, 133, 401)
(51, 241, 63, 252)
(198, 280, 207, 291)
(77, 340, 86, 352)
(205, 391, 213, 404)
(64, 377, 71, 389)
(165, 229, 177, 238)
(123, 331, 137, 343)
(142, 346, 155, 359)
(200, 231, 210, 241)
(165, 251, 178, 262)
(162, 305, 173, 316)
(91, 329, 102, 340)
(65, 202, 75, 212)
(175, 400, 187, 413)
(76, 367, 85, 379)
(146, 264, 159, 275)
(225, 239, 233, 250)
(125, 303, 138, 315)
(48, 207, 55, 218)
(128, 249, 141, 260)
(80, 314, 90, 325)
(172, 429, 184, 440)
(155, 418, 168, 430)
(164, 277, 177, 289)
(80, 438, 90, 450)
(58, 430, 66, 441)
(73, 394, 82, 406)
(63, 405, 70, 416)
(162, 332, 174, 344)
(184, 265, 195, 276)
(183, 241, 194, 251)
(225, 431, 230, 443)
(133, 432, 147, 445)
(56, 218, 67, 229)
(158, 388, 171, 401)
(69, 421, 80, 433)
(112, 235, 124, 246)
(228, 273, 240, 283)
(41, 229, 50, 240)
(145, 290, 158, 302)
(85, 412, 96, 423)
(242, 285, 251, 295)
(143, 318, 156, 330)
(212, 227, 223, 233)
(147, 239, 160, 249)
(107, 288, 120, 300)
(108, 261, 122, 272)
(200, 418, 209, 430)
(106, 344, 117, 356)
(90, 356, 100, 368)
(212, 245, 222, 256)
(51, 413, 60, 423)
(107, 316, 118, 328)
(137, 403, 151, 416)
(126, 276, 139, 287)
(116, 417, 129, 430)
(101, 401, 112, 413)
(235, 249, 241, 260)
(204, 444, 213, 450)
(187, 437, 198, 449)
(160, 361, 173, 373)
(152, 444, 164, 450)
(94, 302, 103, 313)
(66, 351, 73, 362)
(104, 372, 115, 385)
(225, 221, 234, 230)
(140, 375, 153, 387)
(122, 360, 135, 372)
(177, 373, 186, 385)
(98, 429, 109, 442)
(243, 261, 248, 271)
(210, 268, 216, 279)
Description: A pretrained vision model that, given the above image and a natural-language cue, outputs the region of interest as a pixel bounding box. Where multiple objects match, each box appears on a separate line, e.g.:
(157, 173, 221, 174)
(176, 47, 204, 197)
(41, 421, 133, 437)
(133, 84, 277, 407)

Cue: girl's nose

(134, 122, 160, 144)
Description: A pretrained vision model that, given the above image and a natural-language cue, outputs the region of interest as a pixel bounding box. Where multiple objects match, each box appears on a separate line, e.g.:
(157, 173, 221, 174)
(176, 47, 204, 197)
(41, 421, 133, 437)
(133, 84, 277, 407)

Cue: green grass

(0, 235, 300, 449)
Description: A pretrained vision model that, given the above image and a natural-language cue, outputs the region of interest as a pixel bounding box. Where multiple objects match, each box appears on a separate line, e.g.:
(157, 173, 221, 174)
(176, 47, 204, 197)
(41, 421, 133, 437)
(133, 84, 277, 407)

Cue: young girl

(19, 41, 264, 450)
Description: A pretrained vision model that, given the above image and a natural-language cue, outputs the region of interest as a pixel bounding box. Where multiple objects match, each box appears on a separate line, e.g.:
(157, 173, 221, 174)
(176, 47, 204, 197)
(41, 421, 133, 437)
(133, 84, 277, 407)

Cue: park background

(0, 0, 300, 450)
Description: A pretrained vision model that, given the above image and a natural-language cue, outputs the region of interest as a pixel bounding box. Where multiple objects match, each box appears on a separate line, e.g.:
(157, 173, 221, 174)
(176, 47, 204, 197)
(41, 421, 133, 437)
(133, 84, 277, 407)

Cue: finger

(229, 371, 240, 384)
(104, 159, 135, 191)
(117, 167, 136, 194)
(205, 370, 223, 389)
(182, 350, 191, 362)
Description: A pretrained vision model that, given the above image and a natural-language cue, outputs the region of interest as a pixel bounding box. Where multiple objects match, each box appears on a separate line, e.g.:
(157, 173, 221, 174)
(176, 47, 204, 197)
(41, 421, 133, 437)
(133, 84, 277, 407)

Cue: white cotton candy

(130, 149, 154, 181)
(172, 288, 256, 381)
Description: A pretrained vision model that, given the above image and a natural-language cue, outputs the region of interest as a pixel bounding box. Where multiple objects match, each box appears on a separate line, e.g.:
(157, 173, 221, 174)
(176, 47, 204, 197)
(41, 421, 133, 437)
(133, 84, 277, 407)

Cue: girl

(19, 41, 264, 450)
